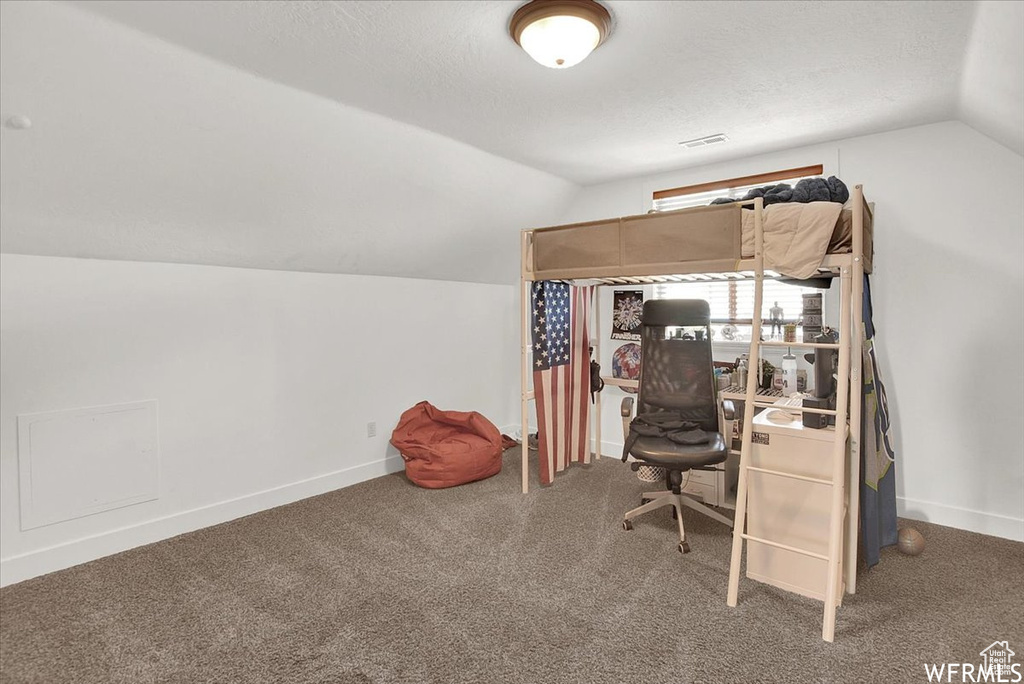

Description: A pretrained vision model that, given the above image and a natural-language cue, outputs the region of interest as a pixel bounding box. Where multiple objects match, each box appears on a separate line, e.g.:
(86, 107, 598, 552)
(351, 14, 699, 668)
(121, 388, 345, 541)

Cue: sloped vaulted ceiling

(0, 1, 578, 285)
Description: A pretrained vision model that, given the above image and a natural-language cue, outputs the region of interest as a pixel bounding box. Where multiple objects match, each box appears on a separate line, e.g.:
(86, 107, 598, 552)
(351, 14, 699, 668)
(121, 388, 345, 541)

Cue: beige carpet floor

(1, 447, 1022, 684)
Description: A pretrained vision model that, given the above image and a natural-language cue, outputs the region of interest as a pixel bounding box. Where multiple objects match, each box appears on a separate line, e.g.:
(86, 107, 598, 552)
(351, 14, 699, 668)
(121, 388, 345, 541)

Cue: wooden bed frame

(519, 185, 874, 641)
(524, 195, 873, 282)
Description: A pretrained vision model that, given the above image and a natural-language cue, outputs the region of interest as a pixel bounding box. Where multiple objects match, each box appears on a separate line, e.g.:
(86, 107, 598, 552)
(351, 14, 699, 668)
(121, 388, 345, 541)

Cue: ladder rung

(750, 401, 838, 416)
(760, 341, 841, 349)
(741, 534, 829, 561)
(745, 465, 832, 486)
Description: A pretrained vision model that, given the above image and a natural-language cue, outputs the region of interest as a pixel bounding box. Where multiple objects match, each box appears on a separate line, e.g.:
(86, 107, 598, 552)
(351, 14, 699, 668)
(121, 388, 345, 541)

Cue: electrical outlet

(366, 421, 376, 438)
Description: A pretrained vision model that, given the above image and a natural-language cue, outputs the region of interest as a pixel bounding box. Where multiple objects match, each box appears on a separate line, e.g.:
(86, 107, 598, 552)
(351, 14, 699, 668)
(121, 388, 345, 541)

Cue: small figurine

(769, 301, 784, 337)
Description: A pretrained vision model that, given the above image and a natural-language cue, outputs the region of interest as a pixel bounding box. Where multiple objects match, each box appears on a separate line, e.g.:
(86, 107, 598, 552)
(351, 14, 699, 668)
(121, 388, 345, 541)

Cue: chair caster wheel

(622, 520, 633, 531)
(678, 541, 691, 554)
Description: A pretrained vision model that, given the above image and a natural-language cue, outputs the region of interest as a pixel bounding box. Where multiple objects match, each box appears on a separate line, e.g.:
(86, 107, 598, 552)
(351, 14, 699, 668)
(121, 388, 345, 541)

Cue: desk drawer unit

(680, 468, 718, 504)
(681, 479, 716, 504)
(745, 412, 847, 603)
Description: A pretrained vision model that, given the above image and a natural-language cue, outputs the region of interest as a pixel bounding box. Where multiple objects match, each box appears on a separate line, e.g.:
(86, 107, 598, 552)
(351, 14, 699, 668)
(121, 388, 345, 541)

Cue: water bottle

(737, 354, 748, 390)
(781, 353, 798, 397)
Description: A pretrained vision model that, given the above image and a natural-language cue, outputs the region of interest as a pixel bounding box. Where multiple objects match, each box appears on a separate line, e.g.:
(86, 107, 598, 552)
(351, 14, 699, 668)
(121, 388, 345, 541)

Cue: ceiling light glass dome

(510, 0, 612, 69)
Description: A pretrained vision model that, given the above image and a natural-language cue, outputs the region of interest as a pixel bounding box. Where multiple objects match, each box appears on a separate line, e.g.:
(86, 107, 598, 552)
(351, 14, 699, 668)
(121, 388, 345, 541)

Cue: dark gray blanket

(711, 175, 849, 207)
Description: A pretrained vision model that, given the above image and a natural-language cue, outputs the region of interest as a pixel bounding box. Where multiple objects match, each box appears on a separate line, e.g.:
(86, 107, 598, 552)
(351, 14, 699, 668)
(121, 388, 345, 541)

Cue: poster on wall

(611, 290, 644, 341)
(611, 343, 641, 394)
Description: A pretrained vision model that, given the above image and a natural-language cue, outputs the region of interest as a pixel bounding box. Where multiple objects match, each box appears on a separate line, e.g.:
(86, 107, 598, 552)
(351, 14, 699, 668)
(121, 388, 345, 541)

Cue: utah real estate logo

(925, 641, 1020, 683)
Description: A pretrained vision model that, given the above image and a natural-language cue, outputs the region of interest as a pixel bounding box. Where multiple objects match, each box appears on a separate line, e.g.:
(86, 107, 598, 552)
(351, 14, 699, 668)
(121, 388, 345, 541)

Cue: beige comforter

(740, 202, 852, 279)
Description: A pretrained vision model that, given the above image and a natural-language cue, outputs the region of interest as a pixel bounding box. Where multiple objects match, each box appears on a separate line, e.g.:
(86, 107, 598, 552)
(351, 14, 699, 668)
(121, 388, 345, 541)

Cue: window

(652, 164, 823, 212)
(651, 165, 827, 341)
(654, 279, 819, 343)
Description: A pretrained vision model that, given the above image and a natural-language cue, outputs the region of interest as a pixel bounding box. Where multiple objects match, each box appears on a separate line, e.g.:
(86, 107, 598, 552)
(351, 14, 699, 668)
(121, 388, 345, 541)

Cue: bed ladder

(725, 196, 855, 643)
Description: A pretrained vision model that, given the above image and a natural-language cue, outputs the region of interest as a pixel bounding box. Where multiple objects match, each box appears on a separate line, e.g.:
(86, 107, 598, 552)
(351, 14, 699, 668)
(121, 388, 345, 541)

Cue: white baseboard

(499, 425, 524, 439)
(505, 423, 623, 462)
(897, 496, 1023, 542)
(0, 455, 405, 587)
(596, 439, 625, 460)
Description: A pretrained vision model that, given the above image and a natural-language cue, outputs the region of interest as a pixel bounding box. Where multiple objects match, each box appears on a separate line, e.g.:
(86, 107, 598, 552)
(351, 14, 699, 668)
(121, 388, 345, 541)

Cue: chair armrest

(621, 397, 635, 451)
(620, 397, 634, 417)
(721, 399, 736, 421)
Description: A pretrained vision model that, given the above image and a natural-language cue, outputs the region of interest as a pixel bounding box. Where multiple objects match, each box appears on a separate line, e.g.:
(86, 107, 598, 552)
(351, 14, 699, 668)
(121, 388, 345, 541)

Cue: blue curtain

(860, 275, 898, 567)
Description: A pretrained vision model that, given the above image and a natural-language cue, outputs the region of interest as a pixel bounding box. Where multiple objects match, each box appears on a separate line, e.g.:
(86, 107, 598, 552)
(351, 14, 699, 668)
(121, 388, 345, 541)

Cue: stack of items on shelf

(802, 292, 823, 341)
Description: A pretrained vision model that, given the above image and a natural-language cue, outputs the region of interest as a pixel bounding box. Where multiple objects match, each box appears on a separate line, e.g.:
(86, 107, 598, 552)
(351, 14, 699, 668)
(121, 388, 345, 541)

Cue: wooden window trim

(652, 164, 824, 201)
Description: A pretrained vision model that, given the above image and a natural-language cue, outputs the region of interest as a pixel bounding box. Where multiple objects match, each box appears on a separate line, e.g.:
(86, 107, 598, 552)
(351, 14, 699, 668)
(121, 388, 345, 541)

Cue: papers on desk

(765, 393, 808, 423)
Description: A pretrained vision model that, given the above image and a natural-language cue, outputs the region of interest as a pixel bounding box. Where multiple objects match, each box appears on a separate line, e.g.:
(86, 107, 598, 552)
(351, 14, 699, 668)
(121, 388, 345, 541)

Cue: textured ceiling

(72, 0, 984, 184)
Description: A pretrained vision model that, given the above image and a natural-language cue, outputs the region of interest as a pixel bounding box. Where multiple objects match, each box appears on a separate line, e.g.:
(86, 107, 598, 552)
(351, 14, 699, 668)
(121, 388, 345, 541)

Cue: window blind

(652, 173, 823, 212)
(653, 280, 812, 324)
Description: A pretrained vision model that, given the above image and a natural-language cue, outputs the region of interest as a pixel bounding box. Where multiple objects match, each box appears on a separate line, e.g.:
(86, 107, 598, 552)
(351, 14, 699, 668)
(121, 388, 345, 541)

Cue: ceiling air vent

(678, 134, 729, 149)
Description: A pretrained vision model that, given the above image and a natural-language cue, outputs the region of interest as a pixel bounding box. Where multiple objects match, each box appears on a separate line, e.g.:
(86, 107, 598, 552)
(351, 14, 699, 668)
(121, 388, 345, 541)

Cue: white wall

(562, 121, 1024, 541)
(0, 254, 519, 585)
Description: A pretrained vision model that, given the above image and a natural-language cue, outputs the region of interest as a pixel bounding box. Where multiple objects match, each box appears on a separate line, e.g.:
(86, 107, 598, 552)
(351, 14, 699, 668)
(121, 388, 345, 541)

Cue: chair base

(622, 490, 733, 552)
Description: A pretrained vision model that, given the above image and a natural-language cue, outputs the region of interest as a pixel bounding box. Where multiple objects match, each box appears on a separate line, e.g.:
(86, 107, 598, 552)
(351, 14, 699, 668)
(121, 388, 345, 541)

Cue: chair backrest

(637, 299, 719, 432)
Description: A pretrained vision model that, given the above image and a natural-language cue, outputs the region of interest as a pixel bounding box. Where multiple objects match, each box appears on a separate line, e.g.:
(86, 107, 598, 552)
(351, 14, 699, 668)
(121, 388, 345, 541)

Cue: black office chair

(620, 299, 734, 553)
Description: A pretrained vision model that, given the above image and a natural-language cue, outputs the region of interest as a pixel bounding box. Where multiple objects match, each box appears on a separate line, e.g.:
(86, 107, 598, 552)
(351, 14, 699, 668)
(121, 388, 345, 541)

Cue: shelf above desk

(719, 385, 786, 401)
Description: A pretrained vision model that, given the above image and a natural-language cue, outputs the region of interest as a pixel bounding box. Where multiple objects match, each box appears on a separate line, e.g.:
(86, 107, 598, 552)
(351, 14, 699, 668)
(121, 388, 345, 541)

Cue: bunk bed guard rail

(527, 203, 743, 280)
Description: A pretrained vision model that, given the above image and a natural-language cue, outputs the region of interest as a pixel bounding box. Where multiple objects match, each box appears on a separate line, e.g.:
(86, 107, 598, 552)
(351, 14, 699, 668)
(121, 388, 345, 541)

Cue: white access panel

(17, 400, 159, 530)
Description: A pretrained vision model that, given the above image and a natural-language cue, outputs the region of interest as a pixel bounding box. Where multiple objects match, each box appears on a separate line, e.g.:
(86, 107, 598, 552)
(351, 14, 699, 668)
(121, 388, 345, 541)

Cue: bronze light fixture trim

(509, 0, 612, 69)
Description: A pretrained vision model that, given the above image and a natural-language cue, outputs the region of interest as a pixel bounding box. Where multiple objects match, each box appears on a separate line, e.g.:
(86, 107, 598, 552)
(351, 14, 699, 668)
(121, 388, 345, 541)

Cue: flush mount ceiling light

(509, 0, 612, 69)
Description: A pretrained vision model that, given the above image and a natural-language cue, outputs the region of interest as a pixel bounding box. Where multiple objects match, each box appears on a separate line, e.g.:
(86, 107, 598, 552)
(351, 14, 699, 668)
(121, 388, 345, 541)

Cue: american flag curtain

(531, 281, 595, 485)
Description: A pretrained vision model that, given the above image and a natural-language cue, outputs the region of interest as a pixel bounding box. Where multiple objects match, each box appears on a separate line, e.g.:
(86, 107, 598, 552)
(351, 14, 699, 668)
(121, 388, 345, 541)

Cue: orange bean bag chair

(390, 401, 502, 489)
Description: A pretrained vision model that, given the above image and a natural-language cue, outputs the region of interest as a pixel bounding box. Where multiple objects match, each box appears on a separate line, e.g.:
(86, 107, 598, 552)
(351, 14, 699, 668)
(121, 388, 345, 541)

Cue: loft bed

(519, 185, 873, 611)
(523, 196, 873, 283)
